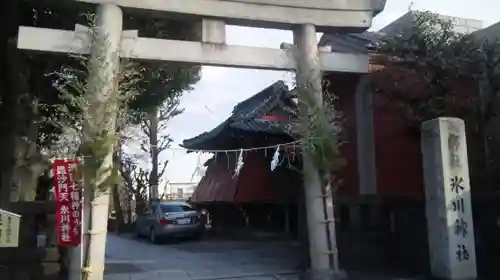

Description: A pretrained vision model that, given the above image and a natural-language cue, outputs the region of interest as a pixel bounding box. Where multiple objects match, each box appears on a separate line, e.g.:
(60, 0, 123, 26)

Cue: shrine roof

(183, 32, 383, 151)
(182, 80, 294, 151)
(319, 31, 383, 55)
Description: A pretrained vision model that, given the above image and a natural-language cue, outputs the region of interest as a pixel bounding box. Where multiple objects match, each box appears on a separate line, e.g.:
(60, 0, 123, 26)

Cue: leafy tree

(115, 149, 149, 223)
(133, 98, 184, 201)
(122, 17, 200, 201)
(115, 145, 151, 219)
(372, 11, 500, 126)
(85, 16, 199, 204)
(0, 2, 89, 203)
(372, 12, 486, 126)
(1, 1, 200, 205)
(372, 11, 500, 187)
(125, 16, 200, 112)
(132, 167, 150, 213)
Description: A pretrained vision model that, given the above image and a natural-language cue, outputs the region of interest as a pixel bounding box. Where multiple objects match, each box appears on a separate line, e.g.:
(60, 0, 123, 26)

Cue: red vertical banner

(52, 159, 82, 247)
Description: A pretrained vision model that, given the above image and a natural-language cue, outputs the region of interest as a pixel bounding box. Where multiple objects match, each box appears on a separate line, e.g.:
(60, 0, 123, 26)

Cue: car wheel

(149, 228, 158, 244)
(133, 226, 141, 238)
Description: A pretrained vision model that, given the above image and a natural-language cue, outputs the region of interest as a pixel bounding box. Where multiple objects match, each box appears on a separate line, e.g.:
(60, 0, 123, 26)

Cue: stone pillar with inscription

(421, 117, 477, 280)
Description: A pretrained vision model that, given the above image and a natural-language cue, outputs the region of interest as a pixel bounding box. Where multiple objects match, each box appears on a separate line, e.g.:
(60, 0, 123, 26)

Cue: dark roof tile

(183, 31, 387, 150)
(319, 31, 384, 54)
(231, 119, 287, 135)
(182, 81, 293, 150)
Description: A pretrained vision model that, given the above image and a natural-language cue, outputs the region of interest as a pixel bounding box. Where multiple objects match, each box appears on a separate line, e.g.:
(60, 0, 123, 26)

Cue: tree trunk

(10, 136, 49, 201)
(0, 0, 21, 208)
(111, 182, 124, 232)
(127, 192, 133, 224)
(148, 109, 159, 200)
(122, 171, 134, 224)
(3, 0, 48, 204)
(116, 141, 134, 226)
(79, 4, 123, 280)
(111, 150, 124, 232)
(10, 165, 44, 202)
(0, 143, 15, 207)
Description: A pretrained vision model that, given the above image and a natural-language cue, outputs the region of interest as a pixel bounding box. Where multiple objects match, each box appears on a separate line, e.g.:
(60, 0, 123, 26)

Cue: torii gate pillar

(72, 4, 123, 280)
(88, 4, 123, 102)
(294, 24, 342, 278)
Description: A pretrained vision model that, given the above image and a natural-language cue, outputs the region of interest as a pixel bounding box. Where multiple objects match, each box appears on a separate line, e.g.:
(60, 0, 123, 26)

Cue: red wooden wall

(192, 67, 483, 203)
(326, 66, 482, 198)
(192, 151, 299, 203)
(327, 74, 360, 196)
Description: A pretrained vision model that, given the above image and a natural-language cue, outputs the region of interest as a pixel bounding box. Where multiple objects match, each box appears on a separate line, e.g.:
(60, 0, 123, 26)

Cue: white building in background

(380, 10, 483, 35)
(163, 181, 198, 201)
(472, 22, 500, 41)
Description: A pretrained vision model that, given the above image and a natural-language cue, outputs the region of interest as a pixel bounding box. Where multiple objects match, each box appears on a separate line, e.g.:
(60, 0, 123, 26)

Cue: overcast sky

(137, 0, 499, 185)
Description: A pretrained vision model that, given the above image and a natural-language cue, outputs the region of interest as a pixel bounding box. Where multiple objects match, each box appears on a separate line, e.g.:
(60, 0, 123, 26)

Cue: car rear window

(160, 204, 194, 213)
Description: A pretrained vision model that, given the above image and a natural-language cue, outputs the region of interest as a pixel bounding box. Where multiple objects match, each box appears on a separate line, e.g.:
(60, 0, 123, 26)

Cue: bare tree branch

(158, 159, 169, 180)
(141, 119, 151, 138)
(157, 100, 184, 132)
(140, 138, 149, 153)
(133, 167, 149, 201)
(158, 135, 173, 153)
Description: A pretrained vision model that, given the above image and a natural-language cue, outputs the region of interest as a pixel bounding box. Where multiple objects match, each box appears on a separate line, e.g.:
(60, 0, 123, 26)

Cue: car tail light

(159, 218, 169, 225)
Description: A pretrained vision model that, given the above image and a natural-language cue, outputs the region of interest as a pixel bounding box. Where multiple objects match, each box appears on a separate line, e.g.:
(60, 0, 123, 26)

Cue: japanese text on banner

(52, 159, 82, 247)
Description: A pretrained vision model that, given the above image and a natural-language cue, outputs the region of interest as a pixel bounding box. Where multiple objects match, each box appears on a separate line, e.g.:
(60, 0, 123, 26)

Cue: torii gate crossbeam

(17, 26, 369, 73)
(75, 0, 386, 32)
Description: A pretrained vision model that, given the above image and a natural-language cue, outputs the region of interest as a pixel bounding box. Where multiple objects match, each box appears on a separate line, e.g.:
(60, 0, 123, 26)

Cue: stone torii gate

(17, 0, 385, 279)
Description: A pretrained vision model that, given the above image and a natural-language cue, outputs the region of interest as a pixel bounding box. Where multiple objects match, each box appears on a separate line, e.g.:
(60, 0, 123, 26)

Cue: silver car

(134, 201, 204, 243)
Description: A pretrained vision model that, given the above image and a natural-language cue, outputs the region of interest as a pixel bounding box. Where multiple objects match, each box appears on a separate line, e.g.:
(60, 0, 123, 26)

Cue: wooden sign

(0, 209, 21, 248)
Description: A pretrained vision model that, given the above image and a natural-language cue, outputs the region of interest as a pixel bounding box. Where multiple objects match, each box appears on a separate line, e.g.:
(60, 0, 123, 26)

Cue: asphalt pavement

(104, 233, 301, 280)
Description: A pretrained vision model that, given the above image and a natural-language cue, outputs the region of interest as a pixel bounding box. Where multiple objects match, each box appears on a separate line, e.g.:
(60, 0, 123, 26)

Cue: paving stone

(129, 273, 162, 280)
(105, 263, 145, 274)
(106, 234, 300, 280)
(240, 276, 278, 280)
(186, 268, 219, 278)
(155, 270, 191, 280)
(209, 266, 248, 276)
(274, 274, 300, 280)
(104, 273, 132, 280)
